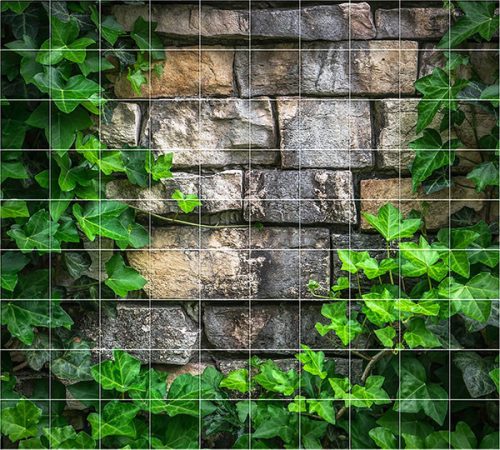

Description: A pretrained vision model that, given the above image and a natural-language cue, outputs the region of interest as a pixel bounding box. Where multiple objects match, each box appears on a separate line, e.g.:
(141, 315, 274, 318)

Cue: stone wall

(82, 1, 492, 375)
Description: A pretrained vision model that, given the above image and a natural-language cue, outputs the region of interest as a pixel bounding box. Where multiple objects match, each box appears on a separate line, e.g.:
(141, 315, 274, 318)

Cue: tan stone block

(114, 48, 234, 98)
(376, 8, 450, 39)
(360, 177, 486, 230)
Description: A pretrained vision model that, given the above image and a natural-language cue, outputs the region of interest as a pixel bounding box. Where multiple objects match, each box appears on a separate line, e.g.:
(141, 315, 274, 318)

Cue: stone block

(360, 177, 486, 230)
(235, 41, 418, 97)
(374, 99, 494, 171)
(98, 102, 141, 148)
(203, 304, 347, 351)
(127, 227, 330, 299)
(244, 170, 356, 224)
(112, 2, 375, 41)
(75, 304, 199, 365)
(277, 99, 373, 169)
(376, 8, 450, 39)
(106, 170, 243, 215)
(114, 48, 234, 98)
(144, 99, 277, 167)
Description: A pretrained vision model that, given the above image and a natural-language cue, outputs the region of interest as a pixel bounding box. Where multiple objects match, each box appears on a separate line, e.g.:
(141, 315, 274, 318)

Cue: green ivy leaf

(165, 374, 213, 417)
(415, 68, 468, 132)
(369, 427, 397, 449)
(219, 369, 250, 393)
(1, 252, 29, 292)
(88, 400, 139, 440)
(403, 318, 441, 349)
(0, 200, 29, 219)
(438, 1, 499, 48)
(0, 161, 29, 183)
(91, 349, 141, 393)
(171, 189, 202, 214)
(128, 368, 169, 414)
(466, 161, 500, 192)
(146, 152, 174, 181)
(362, 204, 421, 242)
(374, 326, 396, 348)
(89, 6, 124, 45)
(52, 340, 93, 383)
(151, 416, 199, 449)
(104, 254, 147, 297)
(296, 345, 327, 379)
(72, 201, 128, 241)
(316, 301, 363, 345)
(337, 249, 370, 274)
(449, 421, 477, 449)
(7, 210, 60, 254)
(454, 352, 497, 398)
(253, 361, 298, 396)
(0, 399, 41, 442)
(400, 236, 448, 281)
(395, 357, 448, 425)
(131, 16, 164, 60)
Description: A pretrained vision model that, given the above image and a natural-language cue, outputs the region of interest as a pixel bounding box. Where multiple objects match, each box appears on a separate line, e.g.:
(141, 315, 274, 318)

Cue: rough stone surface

(217, 358, 362, 383)
(127, 227, 330, 299)
(419, 43, 499, 85)
(112, 3, 375, 41)
(75, 305, 199, 365)
(244, 170, 356, 224)
(376, 8, 450, 39)
(98, 103, 141, 148)
(145, 99, 277, 167)
(106, 170, 243, 215)
(236, 41, 418, 97)
(375, 99, 494, 170)
(360, 177, 486, 230)
(114, 48, 234, 98)
(278, 99, 373, 169)
(204, 304, 364, 351)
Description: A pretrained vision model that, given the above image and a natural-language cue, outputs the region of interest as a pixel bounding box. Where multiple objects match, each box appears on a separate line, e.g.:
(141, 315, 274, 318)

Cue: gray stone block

(278, 99, 373, 169)
(244, 170, 356, 224)
(99, 102, 141, 148)
(75, 305, 200, 365)
(127, 227, 330, 299)
(106, 170, 243, 215)
(235, 41, 418, 97)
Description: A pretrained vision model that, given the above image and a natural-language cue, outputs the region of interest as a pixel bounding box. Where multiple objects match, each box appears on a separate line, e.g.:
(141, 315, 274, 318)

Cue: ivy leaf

(131, 16, 165, 60)
(440, 272, 499, 322)
(395, 357, 448, 425)
(449, 421, 477, 449)
(453, 352, 496, 398)
(295, 345, 327, 379)
(307, 394, 336, 425)
(89, 6, 124, 45)
(127, 67, 148, 96)
(0, 200, 29, 219)
(374, 326, 396, 348)
(7, 210, 60, 254)
(466, 161, 500, 192)
(403, 318, 441, 349)
(0, 161, 29, 182)
(0, 399, 41, 442)
(409, 128, 459, 191)
(166, 374, 214, 417)
(350, 376, 391, 408)
(362, 203, 421, 242)
(438, 1, 499, 48)
(253, 361, 298, 396)
(52, 340, 93, 383)
(151, 416, 199, 449)
(88, 400, 139, 440)
(489, 368, 499, 392)
(337, 250, 370, 274)
(146, 152, 174, 181)
(0, 300, 73, 345)
(128, 368, 169, 414)
(369, 427, 397, 449)
(316, 301, 363, 345)
(42, 426, 77, 448)
(171, 190, 202, 214)
(219, 369, 250, 393)
(480, 84, 499, 107)
(91, 349, 141, 393)
(400, 236, 448, 281)
(1, 1, 32, 13)
(104, 254, 147, 297)
(1, 252, 29, 292)
(415, 68, 468, 132)
(73, 201, 129, 241)
(252, 405, 296, 444)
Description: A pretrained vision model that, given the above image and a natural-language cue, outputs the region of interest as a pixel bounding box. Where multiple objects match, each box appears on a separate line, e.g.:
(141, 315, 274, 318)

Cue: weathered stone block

(376, 8, 450, 39)
(375, 99, 494, 170)
(420, 43, 499, 85)
(244, 170, 356, 224)
(112, 2, 375, 41)
(75, 305, 199, 365)
(251, 2, 376, 41)
(128, 227, 330, 299)
(106, 170, 243, 215)
(278, 99, 373, 169)
(98, 103, 141, 148)
(360, 177, 486, 230)
(114, 48, 234, 98)
(204, 304, 345, 350)
(235, 41, 418, 97)
(144, 99, 277, 167)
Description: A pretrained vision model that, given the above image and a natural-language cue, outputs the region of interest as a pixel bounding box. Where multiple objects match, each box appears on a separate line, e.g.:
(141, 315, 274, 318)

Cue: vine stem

(335, 349, 392, 421)
(129, 205, 248, 229)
